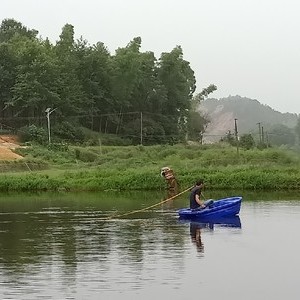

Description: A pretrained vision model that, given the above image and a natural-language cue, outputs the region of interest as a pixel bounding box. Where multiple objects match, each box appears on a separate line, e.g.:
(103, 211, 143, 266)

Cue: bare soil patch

(0, 135, 23, 160)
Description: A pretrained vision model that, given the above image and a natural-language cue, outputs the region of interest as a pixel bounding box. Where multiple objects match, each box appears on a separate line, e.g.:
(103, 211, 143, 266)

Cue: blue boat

(178, 196, 242, 220)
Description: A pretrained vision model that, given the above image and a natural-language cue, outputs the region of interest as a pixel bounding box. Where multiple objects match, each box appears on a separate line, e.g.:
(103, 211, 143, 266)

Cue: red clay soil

(0, 135, 23, 160)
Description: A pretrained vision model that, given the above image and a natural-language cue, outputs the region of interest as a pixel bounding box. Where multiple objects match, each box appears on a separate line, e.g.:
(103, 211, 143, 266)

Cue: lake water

(1, 190, 300, 300)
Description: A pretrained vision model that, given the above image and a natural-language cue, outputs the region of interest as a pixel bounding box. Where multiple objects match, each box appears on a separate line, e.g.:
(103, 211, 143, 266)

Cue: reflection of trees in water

(0, 190, 245, 293)
(113, 217, 186, 263)
(0, 190, 193, 293)
(0, 213, 78, 284)
(114, 220, 144, 266)
(0, 212, 188, 281)
(0, 213, 53, 272)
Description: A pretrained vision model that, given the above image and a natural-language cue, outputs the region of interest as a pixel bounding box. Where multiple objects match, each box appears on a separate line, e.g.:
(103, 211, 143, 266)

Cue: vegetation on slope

(1, 143, 299, 192)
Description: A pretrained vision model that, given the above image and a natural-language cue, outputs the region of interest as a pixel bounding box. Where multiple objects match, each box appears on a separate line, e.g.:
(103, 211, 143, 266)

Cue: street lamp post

(45, 108, 57, 144)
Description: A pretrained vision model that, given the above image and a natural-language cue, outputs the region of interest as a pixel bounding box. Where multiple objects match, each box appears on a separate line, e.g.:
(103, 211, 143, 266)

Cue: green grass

(4, 143, 300, 191)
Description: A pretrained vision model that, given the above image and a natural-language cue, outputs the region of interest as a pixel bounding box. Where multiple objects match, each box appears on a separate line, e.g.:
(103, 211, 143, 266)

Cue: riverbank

(0, 143, 299, 192)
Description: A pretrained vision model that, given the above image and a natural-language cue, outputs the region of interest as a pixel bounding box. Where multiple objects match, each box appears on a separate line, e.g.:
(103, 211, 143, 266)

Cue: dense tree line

(0, 19, 214, 145)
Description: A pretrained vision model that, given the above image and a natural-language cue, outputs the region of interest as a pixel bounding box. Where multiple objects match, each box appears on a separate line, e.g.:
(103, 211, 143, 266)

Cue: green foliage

(192, 84, 217, 109)
(0, 20, 202, 145)
(239, 134, 255, 149)
(257, 142, 268, 150)
(220, 131, 236, 146)
(0, 18, 38, 43)
(16, 144, 75, 164)
(98, 135, 132, 146)
(47, 142, 69, 152)
(52, 121, 84, 143)
(81, 128, 132, 146)
(17, 125, 47, 144)
(2, 144, 300, 191)
(187, 111, 209, 141)
(121, 116, 166, 145)
(73, 147, 99, 162)
(0, 173, 62, 191)
(158, 46, 196, 115)
(0, 160, 48, 172)
(268, 124, 295, 146)
(294, 117, 300, 144)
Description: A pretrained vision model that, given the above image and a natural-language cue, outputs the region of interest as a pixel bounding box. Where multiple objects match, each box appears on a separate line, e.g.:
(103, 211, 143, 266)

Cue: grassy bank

(2, 143, 300, 192)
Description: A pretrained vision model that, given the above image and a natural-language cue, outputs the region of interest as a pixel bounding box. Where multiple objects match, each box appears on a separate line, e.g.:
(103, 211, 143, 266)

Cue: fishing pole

(99, 185, 193, 220)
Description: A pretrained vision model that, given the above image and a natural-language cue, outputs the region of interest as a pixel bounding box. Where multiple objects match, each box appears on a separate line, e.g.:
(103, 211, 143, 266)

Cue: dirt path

(0, 135, 23, 160)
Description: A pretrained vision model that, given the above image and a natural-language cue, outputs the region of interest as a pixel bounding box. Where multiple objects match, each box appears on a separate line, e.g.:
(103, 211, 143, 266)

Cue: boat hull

(178, 196, 242, 220)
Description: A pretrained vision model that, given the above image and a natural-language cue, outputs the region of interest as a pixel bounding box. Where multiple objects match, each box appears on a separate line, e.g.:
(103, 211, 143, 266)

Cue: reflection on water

(190, 221, 204, 253)
(1, 191, 300, 299)
(185, 216, 241, 254)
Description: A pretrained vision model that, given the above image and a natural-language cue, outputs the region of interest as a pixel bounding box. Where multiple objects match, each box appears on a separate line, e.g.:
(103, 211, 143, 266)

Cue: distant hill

(198, 95, 299, 142)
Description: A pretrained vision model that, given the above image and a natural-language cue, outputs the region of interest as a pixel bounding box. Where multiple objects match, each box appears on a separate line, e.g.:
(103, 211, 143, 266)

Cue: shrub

(240, 134, 255, 150)
(74, 148, 99, 162)
(52, 121, 84, 144)
(17, 125, 47, 144)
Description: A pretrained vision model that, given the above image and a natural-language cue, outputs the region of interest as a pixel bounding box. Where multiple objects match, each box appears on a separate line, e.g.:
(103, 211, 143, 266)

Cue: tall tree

(75, 39, 111, 113)
(0, 42, 17, 117)
(54, 24, 85, 116)
(0, 18, 38, 43)
(192, 84, 217, 110)
(0, 20, 200, 145)
(157, 46, 196, 137)
(0, 19, 51, 124)
(110, 37, 144, 111)
(8, 37, 60, 119)
(74, 39, 112, 129)
(109, 37, 170, 142)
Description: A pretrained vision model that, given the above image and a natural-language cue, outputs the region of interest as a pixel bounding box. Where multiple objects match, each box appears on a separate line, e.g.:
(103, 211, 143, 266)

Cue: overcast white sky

(1, 0, 300, 114)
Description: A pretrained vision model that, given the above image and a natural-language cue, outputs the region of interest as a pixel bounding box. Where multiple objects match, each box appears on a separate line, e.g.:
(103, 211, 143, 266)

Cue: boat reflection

(180, 215, 241, 230)
(180, 216, 242, 253)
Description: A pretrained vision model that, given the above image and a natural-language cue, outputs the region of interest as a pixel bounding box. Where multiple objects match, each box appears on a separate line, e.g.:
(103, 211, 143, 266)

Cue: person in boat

(189, 179, 206, 209)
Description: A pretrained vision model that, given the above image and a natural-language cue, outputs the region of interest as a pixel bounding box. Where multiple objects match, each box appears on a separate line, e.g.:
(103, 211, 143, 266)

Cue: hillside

(198, 95, 299, 142)
(0, 135, 23, 160)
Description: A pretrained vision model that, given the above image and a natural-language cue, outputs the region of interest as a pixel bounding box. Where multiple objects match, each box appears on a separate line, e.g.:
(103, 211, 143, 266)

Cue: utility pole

(45, 108, 57, 144)
(261, 126, 265, 144)
(265, 131, 269, 147)
(234, 118, 239, 156)
(140, 111, 143, 146)
(257, 122, 262, 143)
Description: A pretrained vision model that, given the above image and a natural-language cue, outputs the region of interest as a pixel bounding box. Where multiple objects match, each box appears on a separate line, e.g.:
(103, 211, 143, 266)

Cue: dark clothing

(189, 186, 202, 209)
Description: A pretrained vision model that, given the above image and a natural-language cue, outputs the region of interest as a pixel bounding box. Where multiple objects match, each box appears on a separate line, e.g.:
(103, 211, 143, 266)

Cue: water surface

(0, 191, 300, 299)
